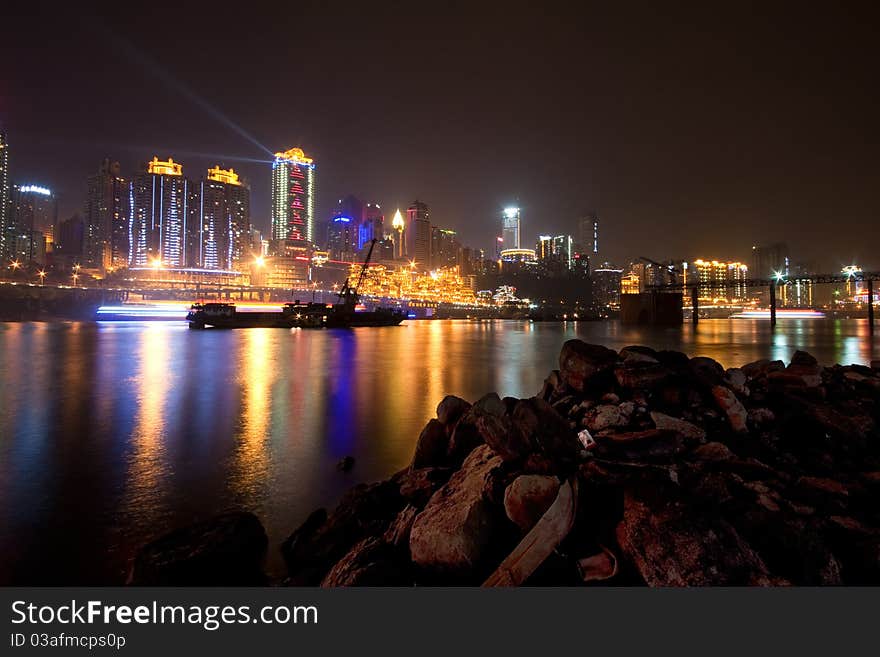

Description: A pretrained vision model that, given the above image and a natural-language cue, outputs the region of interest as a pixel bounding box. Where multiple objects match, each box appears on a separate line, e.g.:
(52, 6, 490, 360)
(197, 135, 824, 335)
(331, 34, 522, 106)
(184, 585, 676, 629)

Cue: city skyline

(3, 4, 879, 271)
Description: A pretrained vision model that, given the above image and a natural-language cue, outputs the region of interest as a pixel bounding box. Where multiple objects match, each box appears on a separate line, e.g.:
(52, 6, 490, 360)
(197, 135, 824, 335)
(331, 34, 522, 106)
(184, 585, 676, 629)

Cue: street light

(10, 260, 20, 271)
(71, 273, 79, 285)
(38, 270, 46, 284)
(254, 255, 265, 267)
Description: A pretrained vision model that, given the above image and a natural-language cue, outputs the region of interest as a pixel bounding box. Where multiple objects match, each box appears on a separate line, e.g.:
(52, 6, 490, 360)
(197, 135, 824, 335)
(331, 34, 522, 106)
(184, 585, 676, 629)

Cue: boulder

(411, 419, 449, 469)
(585, 404, 627, 432)
(476, 413, 530, 462)
(409, 445, 506, 577)
(615, 486, 776, 586)
(650, 411, 707, 442)
(619, 346, 659, 363)
(436, 395, 472, 427)
(742, 359, 786, 379)
(692, 441, 735, 462)
(725, 368, 748, 395)
(281, 480, 403, 584)
(614, 363, 672, 389)
(511, 397, 580, 464)
(690, 356, 725, 387)
(320, 537, 407, 587)
(748, 407, 775, 426)
(503, 475, 560, 531)
(558, 340, 618, 392)
(383, 505, 420, 548)
(129, 512, 268, 586)
(787, 350, 822, 387)
(711, 385, 748, 432)
(394, 467, 453, 507)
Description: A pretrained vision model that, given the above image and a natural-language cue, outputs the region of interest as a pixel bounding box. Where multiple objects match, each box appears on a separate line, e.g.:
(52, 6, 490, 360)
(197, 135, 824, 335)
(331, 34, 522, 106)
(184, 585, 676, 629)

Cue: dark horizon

(2, 2, 878, 271)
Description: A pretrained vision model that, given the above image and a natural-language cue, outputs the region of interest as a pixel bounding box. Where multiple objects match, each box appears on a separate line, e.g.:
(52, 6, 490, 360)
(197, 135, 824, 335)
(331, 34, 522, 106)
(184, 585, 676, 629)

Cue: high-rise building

(391, 208, 405, 258)
(751, 242, 789, 279)
(9, 184, 58, 264)
(85, 159, 128, 271)
(327, 212, 358, 262)
(360, 203, 384, 251)
(200, 166, 250, 270)
(502, 207, 521, 249)
(0, 131, 10, 261)
(431, 227, 460, 269)
(271, 147, 316, 244)
(693, 259, 749, 301)
(577, 212, 599, 255)
(407, 200, 431, 270)
(592, 265, 624, 311)
(129, 157, 196, 267)
(536, 234, 574, 272)
(54, 213, 85, 269)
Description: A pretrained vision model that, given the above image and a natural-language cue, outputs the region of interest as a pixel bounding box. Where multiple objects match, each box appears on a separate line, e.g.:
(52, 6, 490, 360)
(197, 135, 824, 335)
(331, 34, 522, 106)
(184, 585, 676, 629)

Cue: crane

(336, 238, 378, 308)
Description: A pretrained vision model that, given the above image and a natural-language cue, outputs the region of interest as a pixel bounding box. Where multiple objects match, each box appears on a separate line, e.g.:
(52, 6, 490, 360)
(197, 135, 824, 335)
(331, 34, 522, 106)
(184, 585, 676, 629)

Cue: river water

(0, 318, 877, 584)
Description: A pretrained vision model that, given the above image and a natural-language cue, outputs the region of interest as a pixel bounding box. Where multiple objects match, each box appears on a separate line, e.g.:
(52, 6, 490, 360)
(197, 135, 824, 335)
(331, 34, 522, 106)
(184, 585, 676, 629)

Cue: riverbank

(130, 340, 880, 586)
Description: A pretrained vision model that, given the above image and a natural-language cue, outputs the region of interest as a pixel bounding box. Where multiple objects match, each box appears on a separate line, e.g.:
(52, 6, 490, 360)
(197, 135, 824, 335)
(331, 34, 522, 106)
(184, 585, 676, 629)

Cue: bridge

(645, 271, 880, 331)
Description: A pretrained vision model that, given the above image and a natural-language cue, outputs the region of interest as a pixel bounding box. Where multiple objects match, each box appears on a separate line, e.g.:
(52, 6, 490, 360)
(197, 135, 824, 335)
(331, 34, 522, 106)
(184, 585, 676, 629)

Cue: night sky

(3, 2, 878, 270)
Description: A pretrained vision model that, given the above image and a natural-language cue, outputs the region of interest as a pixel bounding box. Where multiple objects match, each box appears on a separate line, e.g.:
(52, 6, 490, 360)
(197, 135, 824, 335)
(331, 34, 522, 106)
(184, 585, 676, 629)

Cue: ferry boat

(186, 301, 329, 329)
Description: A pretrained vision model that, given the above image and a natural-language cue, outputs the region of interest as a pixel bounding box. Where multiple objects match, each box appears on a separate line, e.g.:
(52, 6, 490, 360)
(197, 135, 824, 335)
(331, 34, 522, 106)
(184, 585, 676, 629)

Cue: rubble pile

(131, 341, 880, 586)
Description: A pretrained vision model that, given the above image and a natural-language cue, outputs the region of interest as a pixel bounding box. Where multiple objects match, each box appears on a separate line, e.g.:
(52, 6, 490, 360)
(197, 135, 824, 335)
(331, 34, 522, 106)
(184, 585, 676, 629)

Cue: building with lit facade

(9, 183, 57, 264)
(431, 227, 460, 269)
(327, 212, 358, 262)
(751, 242, 789, 279)
(621, 273, 640, 295)
(0, 131, 9, 261)
(264, 239, 312, 289)
(407, 200, 431, 271)
(577, 212, 599, 256)
(360, 202, 383, 250)
(499, 247, 537, 272)
(592, 265, 623, 310)
(199, 166, 250, 271)
(85, 159, 128, 272)
(271, 147, 315, 244)
(129, 157, 196, 268)
(353, 262, 478, 305)
(536, 234, 573, 272)
(693, 259, 749, 301)
(501, 207, 521, 249)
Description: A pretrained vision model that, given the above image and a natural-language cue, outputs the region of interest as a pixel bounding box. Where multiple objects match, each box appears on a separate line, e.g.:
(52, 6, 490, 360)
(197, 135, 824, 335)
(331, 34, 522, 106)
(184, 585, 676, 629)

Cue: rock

(383, 505, 420, 547)
(473, 392, 506, 417)
(650, 411, 707, 442)
(748, 407, 775, 426)
(601, 392, 620, 404)
(282, 480, 403, 584)
(320, 537, 407, 587)
(476, 413, 530, 462)
(558, 340, 618, 392)
(619, 346, 659, 363)
(692, 441, 735, 462)
(411, 419, 449, 469)
(447, 414, 484, 465)
(794, 476, 849, 499)
(394, 467, 453, 507)
(511, 397, 580, 464)
(787, 350, 822, 387)
(503, 475, 560, 531)
(690, 356, 725, 387)
(129, 512, 268, 586)
(577, 545, 619, 582)
(725, 368, 748, 395)
(437, 395, 471, 426)
(742, 359, 785, 379)
(585, 404, 626, 432)
(711, 385, 748, 432)
(409, 445, 506, 577)
(614, 362, 672, 389)
(538, 370, 562, 401)
(615, 486, 776, 586)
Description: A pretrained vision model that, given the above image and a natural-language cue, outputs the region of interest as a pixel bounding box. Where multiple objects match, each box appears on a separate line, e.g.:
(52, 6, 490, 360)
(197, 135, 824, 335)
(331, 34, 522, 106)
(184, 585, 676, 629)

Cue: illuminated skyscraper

(200, 166, 250, 270)
(407, 200, 431, 271)
(502, 207, 521, 249)
(129, 157, 195, 267)
(360, 202, 384, 250)
(431, 227, 460, 269)
(577, 212, 599, 255)
(271, 147, 315, 243)
(85, 159, 128, 271)
(10, 183, 57, 264)
(391, 208, 405, 258)
(0, 131, 9, 260)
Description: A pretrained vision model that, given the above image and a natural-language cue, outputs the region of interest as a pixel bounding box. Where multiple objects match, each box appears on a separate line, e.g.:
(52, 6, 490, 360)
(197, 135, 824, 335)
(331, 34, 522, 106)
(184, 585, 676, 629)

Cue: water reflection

(0, 318, 878, 584)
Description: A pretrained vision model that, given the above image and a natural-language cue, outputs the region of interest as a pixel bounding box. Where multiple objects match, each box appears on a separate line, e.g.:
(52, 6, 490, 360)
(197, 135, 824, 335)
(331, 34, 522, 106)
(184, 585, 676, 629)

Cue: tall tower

(271, 147, 316, 244)
(407, 200, 430, 270)
(391, 208, 405, 258)
(0, 131, 9, 261)
(502, 207, 521, 249)
(129, 157, 196, 267)
(360, 202, 384, 250)
(85, 159, 128, 271)
(200, 166, 250, 270)
(578, 211, 599, 255)
(9, 184, 57, 264)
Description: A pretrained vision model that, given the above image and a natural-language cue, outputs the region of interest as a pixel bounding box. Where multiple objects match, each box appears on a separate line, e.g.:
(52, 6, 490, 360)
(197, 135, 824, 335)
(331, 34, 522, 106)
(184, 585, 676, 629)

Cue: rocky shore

(130, 341, 880, 586)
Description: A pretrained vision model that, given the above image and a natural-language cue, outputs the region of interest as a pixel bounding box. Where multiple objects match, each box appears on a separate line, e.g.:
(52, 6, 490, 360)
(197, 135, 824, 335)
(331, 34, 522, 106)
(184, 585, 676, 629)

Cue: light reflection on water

(0, 318, 877, 584)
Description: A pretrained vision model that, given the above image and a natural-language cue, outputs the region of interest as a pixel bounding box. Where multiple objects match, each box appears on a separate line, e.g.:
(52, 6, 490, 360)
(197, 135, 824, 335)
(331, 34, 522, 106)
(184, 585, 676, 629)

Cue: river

(0, 318, 877, 584)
